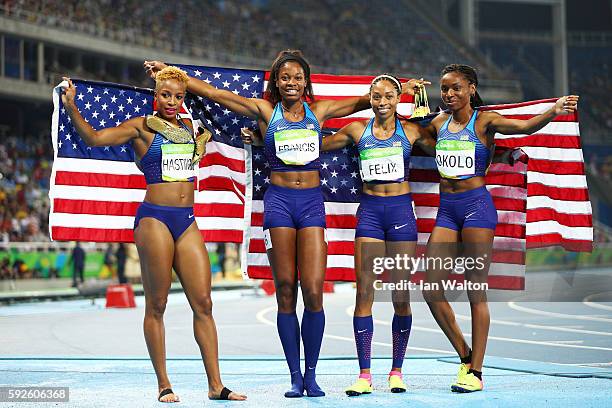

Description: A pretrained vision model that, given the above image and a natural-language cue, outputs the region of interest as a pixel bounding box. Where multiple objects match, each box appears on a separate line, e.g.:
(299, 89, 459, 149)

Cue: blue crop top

(435, 110, 492, 180)
(137, 119, 196, 185)
(356, 118, 412, 183)
(263, 102, 322, 172)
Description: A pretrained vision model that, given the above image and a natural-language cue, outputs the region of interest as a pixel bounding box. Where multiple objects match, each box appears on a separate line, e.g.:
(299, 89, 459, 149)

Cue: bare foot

(208, 386, 247, 401)
(158, 387, 180, 403)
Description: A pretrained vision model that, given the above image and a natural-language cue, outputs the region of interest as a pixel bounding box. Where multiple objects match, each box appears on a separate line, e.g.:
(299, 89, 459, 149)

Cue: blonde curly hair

(155, 66, 189, 91)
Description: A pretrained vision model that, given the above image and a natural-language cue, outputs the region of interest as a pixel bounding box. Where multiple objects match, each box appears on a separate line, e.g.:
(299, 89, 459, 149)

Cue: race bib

(161, 144, 196, 181)
(435, 140, 476, 179)
(359, 147, 404, 182)
(274, 129, 319, 166)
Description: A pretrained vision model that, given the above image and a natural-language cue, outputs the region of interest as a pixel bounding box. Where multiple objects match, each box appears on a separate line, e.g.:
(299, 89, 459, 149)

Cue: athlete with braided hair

(419, 64, 579, 393)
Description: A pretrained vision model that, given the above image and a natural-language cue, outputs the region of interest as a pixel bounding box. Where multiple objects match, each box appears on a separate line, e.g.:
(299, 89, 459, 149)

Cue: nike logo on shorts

(188, 214, 195, 219)
(357, 329, 367, 333)
(394, 223, 409, 230)
(400, 329, 410, 333)
(465, 211, 477, 219)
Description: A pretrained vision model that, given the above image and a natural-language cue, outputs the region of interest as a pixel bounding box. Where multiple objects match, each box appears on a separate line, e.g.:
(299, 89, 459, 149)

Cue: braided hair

(266, 50, 314, 105)
(441, 64, 484, 108)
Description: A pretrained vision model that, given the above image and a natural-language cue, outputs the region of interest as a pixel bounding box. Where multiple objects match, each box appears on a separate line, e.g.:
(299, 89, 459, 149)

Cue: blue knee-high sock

(353, 315, 374, 370)
(392, 314, 412, 369)
(277, 312, 303, 397)
(301, 309, 325, 397)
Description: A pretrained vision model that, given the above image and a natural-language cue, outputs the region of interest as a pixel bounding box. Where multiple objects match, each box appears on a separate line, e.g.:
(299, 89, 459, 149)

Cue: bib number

(435, 140, 475, 179)
(274, 129, 319, 166)
(359, 147, 404, 182)
(161, 144, 195, 181)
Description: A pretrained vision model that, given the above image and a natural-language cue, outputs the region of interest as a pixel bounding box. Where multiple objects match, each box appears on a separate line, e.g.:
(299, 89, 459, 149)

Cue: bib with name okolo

(436, 140, 476, 179)
(274, 128, 319, 166)
(359, 147, 404, 182)
(161, 144, 196, 182)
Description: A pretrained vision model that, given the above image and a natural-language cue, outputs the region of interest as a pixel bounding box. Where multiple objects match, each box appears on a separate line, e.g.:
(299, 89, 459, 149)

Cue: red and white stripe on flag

(481, 99, 592, 252)
(49, 83, 245, 243)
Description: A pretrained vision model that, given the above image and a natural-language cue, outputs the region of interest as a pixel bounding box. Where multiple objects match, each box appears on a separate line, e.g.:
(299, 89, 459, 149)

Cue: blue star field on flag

(177, 65, 266, 149)
(56, 80, 153, 161)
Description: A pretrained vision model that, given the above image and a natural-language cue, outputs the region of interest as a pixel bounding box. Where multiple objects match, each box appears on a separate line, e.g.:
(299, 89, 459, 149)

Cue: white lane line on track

(343, 306, 612, 352)
(582, 292, 612, 312)
(454, 313, 612, 337)
(508, 301, 612, 323)
(561, 362, 612, 367)
(256, 306, 454, 355)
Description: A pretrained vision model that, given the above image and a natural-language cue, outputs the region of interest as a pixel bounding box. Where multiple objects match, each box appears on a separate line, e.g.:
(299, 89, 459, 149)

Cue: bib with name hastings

(161, 144, 196, 181)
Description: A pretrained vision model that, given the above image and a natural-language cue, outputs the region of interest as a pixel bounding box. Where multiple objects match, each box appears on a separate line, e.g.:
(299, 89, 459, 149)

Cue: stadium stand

(1, 0, 501, 80)
(0, 0, 609, 250)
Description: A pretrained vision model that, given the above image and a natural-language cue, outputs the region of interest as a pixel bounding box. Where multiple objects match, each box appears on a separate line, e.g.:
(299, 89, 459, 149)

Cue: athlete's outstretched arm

(321, 121, 362, 151)
(310, 95, 370, 123)
(402, 113, 442, 157)
(61, 78, 140, 146)
(312, 78, 430, 123)
(145, 61, 272, 121)
(486, 95, 579, 135)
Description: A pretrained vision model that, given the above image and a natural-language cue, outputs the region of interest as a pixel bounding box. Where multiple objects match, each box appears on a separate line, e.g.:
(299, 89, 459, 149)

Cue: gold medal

(412, 84, 430, 118)
(192, 128, 212, 165)
(146, 115, 193, 143)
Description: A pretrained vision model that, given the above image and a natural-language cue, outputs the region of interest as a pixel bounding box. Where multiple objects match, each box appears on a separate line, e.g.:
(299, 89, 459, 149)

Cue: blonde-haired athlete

(61, 68, 246, 403)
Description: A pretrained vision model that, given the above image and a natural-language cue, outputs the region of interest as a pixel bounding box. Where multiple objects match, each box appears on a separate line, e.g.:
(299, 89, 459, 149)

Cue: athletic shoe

(451, 372, 483, 393)
(345, 378, 372, 397)
(454, 363, 470, 384)
(388, 373, 407, 393)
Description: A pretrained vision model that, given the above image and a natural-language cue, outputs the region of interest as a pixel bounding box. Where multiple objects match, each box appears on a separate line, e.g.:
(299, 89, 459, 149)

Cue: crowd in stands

(1, 0, 489, 80)
(480, 40, 611, 142)
(587, 151, 612, 181)
(0, 135, 52, 243)
(0, 0, 611, 252)
(569, 47, 612, 141)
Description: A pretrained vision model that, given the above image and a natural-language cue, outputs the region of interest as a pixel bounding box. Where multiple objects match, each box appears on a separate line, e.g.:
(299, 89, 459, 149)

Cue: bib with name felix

(356, 118, 412, 183)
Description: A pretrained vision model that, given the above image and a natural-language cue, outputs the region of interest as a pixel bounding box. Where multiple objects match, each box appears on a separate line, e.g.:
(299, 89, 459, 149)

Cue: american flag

(49, 66, 592, 290)
(49, 67, 257, 243)
(50, 81, 154, 242)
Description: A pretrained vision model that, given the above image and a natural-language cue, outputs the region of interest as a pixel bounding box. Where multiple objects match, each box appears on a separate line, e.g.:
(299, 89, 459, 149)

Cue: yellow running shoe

(451, 372, 483, 393)
(454, 363, 470, 384)
(388, 373, 407, 393)
(345, 378, 373, 397)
